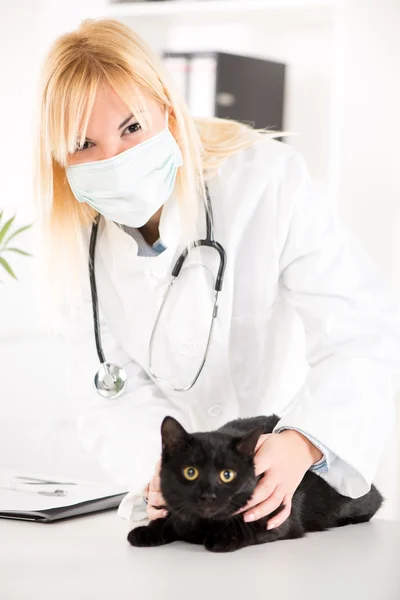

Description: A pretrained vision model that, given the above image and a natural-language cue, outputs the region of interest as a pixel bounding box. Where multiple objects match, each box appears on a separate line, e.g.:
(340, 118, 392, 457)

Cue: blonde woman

(35, 18, 399, 527)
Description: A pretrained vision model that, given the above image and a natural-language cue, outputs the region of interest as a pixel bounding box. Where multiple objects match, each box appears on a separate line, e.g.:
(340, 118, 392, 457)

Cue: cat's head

(159, 417, 263, 521)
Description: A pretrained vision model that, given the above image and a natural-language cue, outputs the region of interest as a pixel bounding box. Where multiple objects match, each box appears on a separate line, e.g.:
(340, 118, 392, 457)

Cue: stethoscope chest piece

(94, 362, 127, 399)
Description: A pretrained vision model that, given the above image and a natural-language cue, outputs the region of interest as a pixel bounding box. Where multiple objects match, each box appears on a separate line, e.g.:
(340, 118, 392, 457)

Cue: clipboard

(0, 469, 129, 523)
(0, 492, 128, 522)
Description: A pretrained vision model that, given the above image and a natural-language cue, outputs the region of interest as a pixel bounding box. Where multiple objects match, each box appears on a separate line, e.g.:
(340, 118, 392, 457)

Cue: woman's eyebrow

(118, 114, 134, 130)
(79, 114, 136, 143)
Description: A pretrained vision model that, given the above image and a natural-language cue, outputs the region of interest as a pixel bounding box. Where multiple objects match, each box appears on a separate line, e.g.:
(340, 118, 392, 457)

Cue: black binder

(163, 51, 286, 130)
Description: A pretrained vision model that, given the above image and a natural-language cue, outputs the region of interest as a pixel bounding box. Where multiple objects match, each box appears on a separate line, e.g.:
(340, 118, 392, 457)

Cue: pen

(0, 482, 67, 497)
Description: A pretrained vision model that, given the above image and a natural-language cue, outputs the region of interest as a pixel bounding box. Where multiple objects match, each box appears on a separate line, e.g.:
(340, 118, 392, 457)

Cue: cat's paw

(127, 522, 174, 547)
(204, 535, 242, 553)
(127, 525, 153, 547)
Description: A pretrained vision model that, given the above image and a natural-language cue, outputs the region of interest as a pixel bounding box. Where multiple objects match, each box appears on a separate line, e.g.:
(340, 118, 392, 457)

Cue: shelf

(106, 0, 336, 19)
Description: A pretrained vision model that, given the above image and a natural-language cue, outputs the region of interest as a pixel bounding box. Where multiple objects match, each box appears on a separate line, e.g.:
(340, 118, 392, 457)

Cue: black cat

(127, 414, 383, 553)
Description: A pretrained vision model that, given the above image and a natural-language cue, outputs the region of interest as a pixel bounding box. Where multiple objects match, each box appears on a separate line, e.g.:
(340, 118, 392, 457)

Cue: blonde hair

(34, 18, 281, 330)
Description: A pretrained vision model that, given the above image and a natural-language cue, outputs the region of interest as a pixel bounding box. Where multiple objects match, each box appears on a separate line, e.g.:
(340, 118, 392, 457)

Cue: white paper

(0, 469, 128, 512)
(163, 56, 189, 100)
(188, 55, 217, 118)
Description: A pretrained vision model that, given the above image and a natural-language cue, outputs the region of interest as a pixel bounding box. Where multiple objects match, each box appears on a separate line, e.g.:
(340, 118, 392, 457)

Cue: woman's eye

(123, 122, 142, 136)
(220, 469, 236, 483)
(75, 140, 94, 152)
(183, 466, 199, 481)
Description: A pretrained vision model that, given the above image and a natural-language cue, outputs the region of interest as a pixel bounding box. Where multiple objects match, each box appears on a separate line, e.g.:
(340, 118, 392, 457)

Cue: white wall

(333, 0, 400, 287)
(0, 0, 399, 515)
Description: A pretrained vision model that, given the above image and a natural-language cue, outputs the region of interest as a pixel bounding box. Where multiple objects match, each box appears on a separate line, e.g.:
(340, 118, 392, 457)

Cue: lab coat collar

(99, 191, 182, 261)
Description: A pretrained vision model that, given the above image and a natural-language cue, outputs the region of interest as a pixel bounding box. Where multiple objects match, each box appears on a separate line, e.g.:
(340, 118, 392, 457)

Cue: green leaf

(0, 210, 3, 224)
(0, 256, 18, 280)
(4, 223, 32, 245)
(4, 247, 32, 257)
(0, 216, 16, 246)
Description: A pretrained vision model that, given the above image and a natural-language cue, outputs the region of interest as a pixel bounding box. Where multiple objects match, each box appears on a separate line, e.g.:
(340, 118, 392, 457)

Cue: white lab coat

(63, 137, 400, 522)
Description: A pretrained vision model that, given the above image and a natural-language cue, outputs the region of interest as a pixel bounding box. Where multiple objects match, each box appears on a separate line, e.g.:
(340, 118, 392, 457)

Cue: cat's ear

(235, 427, 265, 456)
(161, 416, 191, 453)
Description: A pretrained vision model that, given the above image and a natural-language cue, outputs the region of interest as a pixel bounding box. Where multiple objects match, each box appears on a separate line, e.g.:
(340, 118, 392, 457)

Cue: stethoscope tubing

(88, 184, 226, 397)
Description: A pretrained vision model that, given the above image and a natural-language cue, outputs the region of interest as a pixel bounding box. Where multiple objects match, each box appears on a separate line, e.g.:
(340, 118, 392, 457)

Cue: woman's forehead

(79, 82, 152, 131)
(82, 85, 131, 133)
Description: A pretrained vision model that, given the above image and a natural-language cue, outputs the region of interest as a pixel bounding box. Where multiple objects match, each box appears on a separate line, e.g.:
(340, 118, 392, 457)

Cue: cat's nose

(200, 492, 217, 503)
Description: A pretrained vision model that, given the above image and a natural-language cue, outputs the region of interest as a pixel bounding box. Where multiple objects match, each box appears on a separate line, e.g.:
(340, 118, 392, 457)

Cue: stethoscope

(89, 185, 227, 399)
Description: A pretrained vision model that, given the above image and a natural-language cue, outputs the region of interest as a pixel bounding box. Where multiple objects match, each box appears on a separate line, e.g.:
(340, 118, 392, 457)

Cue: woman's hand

(236, 430, 323, 529)
(144, 459, 169, 521)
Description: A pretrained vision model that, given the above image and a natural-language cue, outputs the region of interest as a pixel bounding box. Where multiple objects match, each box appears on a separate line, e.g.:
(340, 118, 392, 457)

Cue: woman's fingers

(243, 487, 283, 522)
(266, 494, 292, 530)
(254, 433, 269, 453)
(234, 474, 276, 515)
(146, 488, 168, 521)
(151, 459, 162, 490)
(147, 489, 165, 508)
(253, 441, 272, 476)
(147, 504, 168, 521)
(146, 459, 168, 521)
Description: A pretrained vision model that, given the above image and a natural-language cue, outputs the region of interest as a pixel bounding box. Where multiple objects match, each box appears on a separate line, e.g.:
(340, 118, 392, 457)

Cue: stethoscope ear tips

(94, 362, 127, 399)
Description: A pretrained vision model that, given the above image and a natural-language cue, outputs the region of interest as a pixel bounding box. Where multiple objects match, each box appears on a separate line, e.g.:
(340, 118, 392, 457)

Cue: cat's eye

(220, 469, 236, 483)
(183, 466, 199, 481)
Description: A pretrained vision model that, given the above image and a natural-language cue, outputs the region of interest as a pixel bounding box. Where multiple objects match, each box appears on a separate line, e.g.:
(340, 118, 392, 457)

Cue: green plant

(0, 210, 33, 282)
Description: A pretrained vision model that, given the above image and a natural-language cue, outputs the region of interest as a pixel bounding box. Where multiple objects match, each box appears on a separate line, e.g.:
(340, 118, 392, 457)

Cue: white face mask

(66, 112, 183, 228)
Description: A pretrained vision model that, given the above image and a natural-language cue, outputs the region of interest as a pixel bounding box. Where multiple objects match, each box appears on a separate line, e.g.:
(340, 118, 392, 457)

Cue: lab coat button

(180, 341, 194, 355)
(208, 405, 222, 417)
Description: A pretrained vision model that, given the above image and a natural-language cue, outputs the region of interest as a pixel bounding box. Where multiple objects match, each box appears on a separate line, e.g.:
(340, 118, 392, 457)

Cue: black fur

(127, 415, 383, 553)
